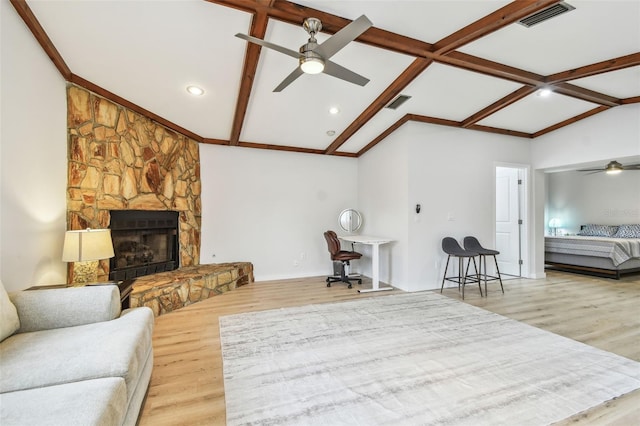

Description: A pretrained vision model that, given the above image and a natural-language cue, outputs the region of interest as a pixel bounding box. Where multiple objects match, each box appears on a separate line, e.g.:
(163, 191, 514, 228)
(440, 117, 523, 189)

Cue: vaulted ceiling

(13, 0, 640, 157)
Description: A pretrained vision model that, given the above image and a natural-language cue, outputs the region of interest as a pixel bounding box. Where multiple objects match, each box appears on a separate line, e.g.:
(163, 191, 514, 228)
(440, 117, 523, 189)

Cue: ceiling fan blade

(315, 15, 373, 59)
(273, 67, 305, 92)
(577, 168, 603, 172)
(624, 163, 640, 170)
(235, 33, 300, 59)
(323, 60, 370, 87)
(585, 170, 604, 175)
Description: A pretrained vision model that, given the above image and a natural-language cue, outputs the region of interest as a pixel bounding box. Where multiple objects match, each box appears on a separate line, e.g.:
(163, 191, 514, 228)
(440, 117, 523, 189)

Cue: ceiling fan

(236, 15, 373, 92)
(577, 160, 640, 174)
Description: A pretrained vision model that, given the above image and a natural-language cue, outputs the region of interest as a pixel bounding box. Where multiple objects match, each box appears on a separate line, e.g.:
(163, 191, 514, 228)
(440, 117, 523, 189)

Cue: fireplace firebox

(109, 210, 179, 281)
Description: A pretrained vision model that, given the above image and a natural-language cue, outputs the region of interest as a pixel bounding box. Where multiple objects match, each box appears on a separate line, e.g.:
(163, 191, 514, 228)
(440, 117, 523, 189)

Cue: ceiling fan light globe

(300, 57, 324, 74)
(605, 168, 622, 175)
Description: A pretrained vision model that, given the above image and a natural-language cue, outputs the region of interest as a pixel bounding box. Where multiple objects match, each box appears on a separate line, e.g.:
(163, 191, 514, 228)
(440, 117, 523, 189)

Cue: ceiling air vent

(518, 2, 575, 28)
(386, 95, 412, 110)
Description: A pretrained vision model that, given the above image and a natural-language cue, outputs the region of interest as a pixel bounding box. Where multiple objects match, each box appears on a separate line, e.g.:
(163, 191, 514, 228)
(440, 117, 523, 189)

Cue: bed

(545, 224, 640, 279)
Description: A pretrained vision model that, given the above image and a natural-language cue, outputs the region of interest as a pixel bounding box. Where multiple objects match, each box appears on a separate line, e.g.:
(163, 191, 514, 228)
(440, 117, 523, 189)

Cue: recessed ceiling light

(186, 85, 205, 96)
(538, 88, 552, 97)
(329, 106, 340, 115)
(326, 130, 336, 136)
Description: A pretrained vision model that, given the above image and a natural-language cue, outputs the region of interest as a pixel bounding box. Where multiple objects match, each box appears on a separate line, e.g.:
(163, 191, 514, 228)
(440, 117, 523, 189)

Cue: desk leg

(358, 243, 392, 293)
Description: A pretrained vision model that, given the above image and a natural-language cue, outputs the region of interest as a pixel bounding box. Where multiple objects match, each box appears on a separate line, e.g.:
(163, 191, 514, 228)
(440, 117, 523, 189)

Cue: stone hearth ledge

(129, 263, 254, 316)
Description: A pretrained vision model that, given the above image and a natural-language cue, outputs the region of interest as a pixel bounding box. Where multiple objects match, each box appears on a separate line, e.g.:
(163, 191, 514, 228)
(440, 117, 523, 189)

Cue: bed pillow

(577, 224, 618, 237)
(613, 224, 640, 238)
(0, 279, 20, 342)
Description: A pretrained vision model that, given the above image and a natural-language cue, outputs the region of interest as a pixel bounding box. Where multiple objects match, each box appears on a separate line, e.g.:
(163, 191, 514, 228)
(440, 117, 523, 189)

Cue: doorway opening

(495, 165, 529, 278)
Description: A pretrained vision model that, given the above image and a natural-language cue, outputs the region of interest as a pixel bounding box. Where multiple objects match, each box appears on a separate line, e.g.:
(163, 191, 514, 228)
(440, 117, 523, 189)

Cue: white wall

(1, 0, 68, 291)
(532, 104, 640, 170)
(546, 170, 640, 234)
(357, 130, 409, 288)
(359, 122, 531, 291)
(199, 144, 359, 281)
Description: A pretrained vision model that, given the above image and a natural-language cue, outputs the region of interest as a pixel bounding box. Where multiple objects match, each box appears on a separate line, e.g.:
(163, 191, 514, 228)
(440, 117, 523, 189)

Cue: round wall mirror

(338, 209, 363, 233)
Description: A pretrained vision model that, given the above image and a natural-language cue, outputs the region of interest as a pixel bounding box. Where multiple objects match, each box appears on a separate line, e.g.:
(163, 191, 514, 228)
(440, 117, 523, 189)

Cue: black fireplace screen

(109, 210, 179, 281)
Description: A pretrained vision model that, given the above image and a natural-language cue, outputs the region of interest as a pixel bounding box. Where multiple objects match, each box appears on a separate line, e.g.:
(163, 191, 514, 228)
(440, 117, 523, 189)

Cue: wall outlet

(293, 259, 299, 267)
(300, 252, 306, 260)
(447, 213, 455, 221)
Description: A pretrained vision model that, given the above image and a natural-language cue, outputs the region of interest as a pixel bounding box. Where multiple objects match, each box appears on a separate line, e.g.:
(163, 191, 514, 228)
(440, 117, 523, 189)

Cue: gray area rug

(220, 292, 640, 425)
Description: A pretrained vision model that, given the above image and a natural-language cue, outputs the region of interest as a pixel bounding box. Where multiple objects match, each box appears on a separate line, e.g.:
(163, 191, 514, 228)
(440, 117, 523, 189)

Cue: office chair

(463, 236, 504, 296)
(323, 230, 363, 289)
(440, 237, 482, 299)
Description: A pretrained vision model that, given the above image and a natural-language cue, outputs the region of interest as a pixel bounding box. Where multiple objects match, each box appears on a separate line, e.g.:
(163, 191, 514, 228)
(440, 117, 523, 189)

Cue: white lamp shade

(62, 229, 115, 262)
(548, 218, 561, 228)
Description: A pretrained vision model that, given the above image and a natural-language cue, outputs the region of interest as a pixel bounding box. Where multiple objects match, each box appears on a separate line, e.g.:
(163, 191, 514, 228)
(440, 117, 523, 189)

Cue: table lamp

(62, 229, 115, 285)
(548, 218, 561, 236)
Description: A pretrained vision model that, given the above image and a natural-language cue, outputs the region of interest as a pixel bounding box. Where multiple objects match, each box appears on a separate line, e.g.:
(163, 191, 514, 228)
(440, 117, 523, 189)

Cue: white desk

(339, 235, 393, 293)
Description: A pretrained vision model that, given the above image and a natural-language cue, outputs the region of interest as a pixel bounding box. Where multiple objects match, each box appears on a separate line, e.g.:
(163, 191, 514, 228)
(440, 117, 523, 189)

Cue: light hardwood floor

(138, 271, 640, 425)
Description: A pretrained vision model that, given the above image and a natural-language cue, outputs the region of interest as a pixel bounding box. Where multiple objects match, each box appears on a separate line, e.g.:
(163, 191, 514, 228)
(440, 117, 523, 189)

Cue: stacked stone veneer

(129, 263, 254, 316)
(66, 84, 201, 282)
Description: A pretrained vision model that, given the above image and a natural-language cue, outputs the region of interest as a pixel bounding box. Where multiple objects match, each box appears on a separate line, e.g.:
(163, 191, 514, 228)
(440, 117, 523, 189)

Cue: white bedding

(545, 235, 640, 266)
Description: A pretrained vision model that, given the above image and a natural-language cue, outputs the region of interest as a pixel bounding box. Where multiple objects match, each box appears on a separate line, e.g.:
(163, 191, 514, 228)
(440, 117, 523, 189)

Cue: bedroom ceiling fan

(236, 15, 373, 92)
(577, 160, 640, 174)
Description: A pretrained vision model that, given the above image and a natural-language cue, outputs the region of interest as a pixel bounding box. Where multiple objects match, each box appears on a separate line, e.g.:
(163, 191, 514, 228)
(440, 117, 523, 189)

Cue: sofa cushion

(0, 280, 20, 342)
(11, 286, 120, 333)
(0, 307, 153, 405)
(0, 377, 127, 426)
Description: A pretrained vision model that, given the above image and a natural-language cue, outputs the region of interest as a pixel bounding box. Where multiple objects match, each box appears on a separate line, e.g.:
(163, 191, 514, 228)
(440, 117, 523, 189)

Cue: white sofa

(0, 282, 154, 425)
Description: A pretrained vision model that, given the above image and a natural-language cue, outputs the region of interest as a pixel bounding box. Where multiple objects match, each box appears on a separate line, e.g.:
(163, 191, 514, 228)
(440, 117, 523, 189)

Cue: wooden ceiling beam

(552, 83, 620, 107)
(207, 0, 433, 57)
(440, 54, 622, 107)
(407, 114, 461, 128)
(230, 10, 269, 146)
(433, 0, 559, 55)
(201, 138, 229, 145)
(9, 0, 72, 79)
(357, 115, 412, 157)
(467, 124, 532, 139)
(462, 86, 537, 128)
(621, 96, 640, 105)
(546, 52, 640, 83)
(238, 141, 357, 157)
(324, 58, 433, 155)
(403, 114, 532, 139)
(203, 138, 358, 157)
(267, 1, 433, 56)
(202, 137, 359, 156)
(532, 106, 610, 138)
(439, 51, 544, 86)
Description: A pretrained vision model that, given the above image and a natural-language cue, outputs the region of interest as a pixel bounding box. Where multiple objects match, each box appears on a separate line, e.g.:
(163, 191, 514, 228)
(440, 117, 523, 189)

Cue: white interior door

(495, 167, 521, 276)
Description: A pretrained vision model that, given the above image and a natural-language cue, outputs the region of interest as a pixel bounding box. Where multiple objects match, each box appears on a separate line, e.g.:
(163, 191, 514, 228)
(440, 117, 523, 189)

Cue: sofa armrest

(9, 286, 121, 333)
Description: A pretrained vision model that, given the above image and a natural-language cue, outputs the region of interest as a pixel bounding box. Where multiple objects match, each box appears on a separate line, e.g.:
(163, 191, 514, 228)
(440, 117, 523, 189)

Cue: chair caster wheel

(326, 277, 330, 283)
(327, 283, 331, 287)
(358, 280, 362, 284)
(348, 284, 352, 289)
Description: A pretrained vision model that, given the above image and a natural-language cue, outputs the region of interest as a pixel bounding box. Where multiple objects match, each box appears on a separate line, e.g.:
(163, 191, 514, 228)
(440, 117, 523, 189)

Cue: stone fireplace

(65, 84, 254, 315)
(66, 84, 201, 283)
